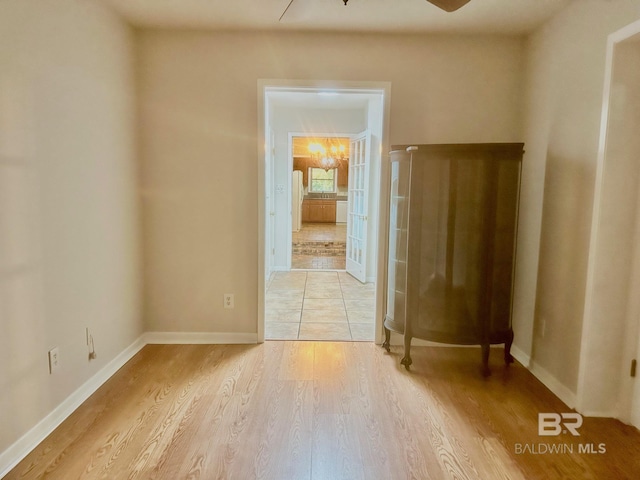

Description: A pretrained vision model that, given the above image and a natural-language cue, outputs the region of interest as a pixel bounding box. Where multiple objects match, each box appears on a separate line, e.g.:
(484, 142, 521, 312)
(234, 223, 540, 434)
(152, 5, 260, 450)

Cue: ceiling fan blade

(279, 0, 296, 22)
(426, 0, 472, 12)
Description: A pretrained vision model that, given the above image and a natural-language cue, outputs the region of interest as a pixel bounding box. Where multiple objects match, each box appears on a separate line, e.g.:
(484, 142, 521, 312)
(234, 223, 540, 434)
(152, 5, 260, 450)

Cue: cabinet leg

(401, 336, 413, 370)
(481, 343, 491, 377)
(382, 327, 391, 353)
(400, 355, 412, 369)
(504, 329, 515, 366)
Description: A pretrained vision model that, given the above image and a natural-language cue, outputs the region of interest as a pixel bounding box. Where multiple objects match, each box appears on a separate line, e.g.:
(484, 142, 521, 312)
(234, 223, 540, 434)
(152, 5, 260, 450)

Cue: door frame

(257, 80, 391, 344)
(577, 19, 640, 423)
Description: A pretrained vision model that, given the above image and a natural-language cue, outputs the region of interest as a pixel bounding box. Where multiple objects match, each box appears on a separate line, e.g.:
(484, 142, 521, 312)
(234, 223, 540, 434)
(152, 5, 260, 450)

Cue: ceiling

(102, 0, 572, 34)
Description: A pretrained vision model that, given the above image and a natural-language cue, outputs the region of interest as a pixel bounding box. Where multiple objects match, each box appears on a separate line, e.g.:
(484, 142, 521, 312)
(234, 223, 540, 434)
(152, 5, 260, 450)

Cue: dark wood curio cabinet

(382, 143, 524, 376)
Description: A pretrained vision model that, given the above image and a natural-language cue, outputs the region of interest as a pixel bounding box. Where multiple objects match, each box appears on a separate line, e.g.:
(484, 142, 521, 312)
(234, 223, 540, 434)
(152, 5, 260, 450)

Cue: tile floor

(265, 270, 376, 341)
(292, 222, 347, 270)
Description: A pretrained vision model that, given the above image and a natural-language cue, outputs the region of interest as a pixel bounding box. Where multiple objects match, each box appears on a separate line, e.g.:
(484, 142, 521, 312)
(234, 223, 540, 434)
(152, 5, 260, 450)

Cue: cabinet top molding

(390, 143, 525, 157)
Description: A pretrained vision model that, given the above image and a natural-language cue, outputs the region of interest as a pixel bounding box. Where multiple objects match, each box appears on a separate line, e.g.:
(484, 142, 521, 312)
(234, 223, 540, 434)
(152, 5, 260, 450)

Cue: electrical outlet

(48, 347, 60, 374)
(224, 293, 234, 309)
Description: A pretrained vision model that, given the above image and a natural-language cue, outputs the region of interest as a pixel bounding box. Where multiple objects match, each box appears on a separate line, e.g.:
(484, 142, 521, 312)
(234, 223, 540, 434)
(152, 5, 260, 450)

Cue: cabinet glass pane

(386, 154, 411, 325)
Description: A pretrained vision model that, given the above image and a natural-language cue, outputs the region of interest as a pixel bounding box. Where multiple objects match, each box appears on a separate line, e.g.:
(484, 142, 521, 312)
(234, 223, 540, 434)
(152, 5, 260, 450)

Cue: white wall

(138, 30, 524, 335)
(0, 0, 141, 458)
(518, 0, 640, 404)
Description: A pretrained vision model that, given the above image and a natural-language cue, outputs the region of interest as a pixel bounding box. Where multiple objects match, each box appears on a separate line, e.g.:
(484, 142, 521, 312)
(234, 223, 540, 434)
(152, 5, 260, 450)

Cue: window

(308, 168, 338, 193)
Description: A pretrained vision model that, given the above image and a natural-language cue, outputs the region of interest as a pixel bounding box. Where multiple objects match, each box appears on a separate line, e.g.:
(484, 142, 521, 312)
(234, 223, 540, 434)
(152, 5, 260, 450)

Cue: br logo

(538, 413, 583, 436)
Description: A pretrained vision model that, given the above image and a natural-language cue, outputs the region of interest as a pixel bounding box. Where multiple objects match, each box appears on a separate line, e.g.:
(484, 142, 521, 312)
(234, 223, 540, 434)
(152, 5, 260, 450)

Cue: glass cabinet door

(386, 151, 411, 331)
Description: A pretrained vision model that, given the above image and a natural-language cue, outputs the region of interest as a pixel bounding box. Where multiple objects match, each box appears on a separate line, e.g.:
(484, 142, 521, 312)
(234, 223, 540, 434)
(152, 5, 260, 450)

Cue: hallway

(265, 271, 375, 341)
(292, 223, 346, 270)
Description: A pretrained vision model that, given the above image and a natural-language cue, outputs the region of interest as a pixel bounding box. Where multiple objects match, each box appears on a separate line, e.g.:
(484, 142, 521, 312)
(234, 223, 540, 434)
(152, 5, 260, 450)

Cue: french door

(346, 130, 371, 282)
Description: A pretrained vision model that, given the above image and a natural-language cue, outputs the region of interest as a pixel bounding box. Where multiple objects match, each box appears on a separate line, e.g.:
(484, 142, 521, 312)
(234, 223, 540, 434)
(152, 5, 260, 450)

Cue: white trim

(529, 360, 576, 410)
(0, 335, 146, 478)
(143, 331, 258, 344)
(384, 334, 580, 410)
(510, 344, 531, 369)
(260, 80, 392, 348)
(577, 18, 640, 416)
(0, 330, 260, 476)
(0, 328, 586, 477)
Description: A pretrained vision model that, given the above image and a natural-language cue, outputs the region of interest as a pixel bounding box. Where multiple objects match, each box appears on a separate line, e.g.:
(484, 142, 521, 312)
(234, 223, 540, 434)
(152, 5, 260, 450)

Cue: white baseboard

(0, 331, 259, 477)
(528, 360, 577, 409)
(143, 331, 258, 344)
(510, 345, 531, 368)
(385, 333, 579, 411)
(0, 335, 146, 479)
(0, 328, 581, 477)
(501, 344, 580, 413)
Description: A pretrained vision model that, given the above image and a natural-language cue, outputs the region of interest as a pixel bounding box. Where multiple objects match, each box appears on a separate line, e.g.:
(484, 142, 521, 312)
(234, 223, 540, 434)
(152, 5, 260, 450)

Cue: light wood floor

(5, 343, 640, 479)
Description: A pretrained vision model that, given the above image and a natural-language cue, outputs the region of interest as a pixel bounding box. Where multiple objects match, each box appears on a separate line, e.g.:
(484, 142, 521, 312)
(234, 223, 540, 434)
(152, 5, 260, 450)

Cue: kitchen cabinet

(337, 161, 349, 187)
(382, 143, 524, 376)
(302, 199, 336, 223)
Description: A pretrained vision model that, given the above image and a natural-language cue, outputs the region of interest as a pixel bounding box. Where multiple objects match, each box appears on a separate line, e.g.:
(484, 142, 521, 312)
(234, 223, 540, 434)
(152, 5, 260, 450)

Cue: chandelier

(308, 139, 347, 171)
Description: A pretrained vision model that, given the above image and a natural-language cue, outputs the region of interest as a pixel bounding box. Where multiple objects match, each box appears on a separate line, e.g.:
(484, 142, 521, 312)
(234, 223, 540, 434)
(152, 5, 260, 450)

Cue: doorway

(290, 135, 349, 271)
(258, 82, 390, 343)
(577, 20, 640, 426)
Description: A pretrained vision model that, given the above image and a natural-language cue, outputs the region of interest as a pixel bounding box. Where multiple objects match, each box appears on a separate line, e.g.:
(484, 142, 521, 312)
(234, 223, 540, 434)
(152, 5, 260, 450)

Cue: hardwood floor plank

(4, 343, 640, 480)
(311, 413, 364, 480)
(372, 348, 441, 479)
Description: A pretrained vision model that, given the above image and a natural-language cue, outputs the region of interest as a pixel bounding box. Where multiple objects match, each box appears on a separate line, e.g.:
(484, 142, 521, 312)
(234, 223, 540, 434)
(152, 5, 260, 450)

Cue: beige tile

(346, 309, 375, 324)
(266, 297, 303, 310)
(343, 297, 375, 310)
(298, 322, 351, 341)
(293, 223, 347, 243)
(266, 309, 302, 323)
(306, 271, 339, 283)
(349, 323, 376, 341)
(268, 282, 306, 291)
(340, 286, 375, 299)
(304, 286, 343, 299)
(265, 322, 299, 340)
(303, 298, 346, 310)
(266, 291, 305, 302)
(268, 272, 307, 291)
(266, 268, 378, 342)
(338, 272, 368, 286)
(273, 271, 308, 281)
(301, 309, 348, 323)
